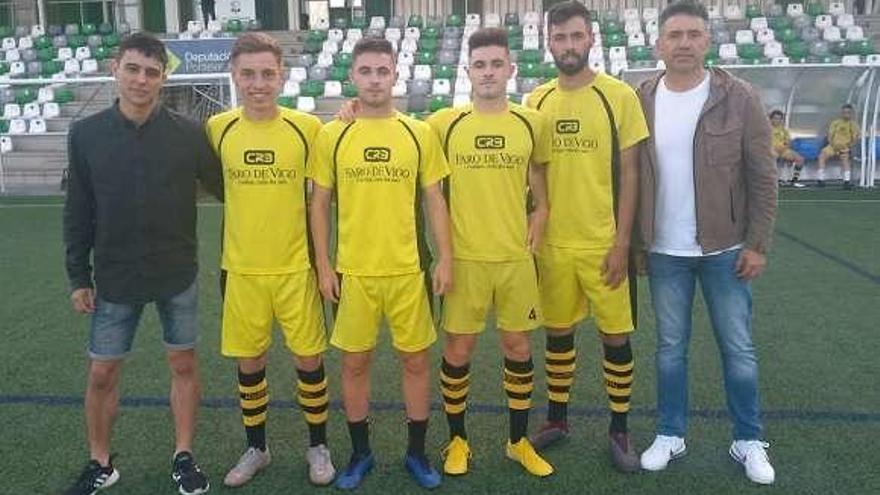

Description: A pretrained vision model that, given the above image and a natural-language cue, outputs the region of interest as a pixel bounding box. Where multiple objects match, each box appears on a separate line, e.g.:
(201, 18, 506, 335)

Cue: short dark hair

(842, 103, 854, 110)
(232, 32, 282, 64)
(352, 37, 395, 64)
(769, 110, 784, 119)
(659, 0, 709, 28)
(546, 1, 592, 31)
(468, 27, 508, 55)
(116, 32, 168, 69)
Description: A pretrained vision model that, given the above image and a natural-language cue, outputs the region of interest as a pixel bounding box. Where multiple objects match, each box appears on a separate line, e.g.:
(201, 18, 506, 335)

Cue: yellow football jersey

(206, 107, 322, 274)
(828, 118, 859, 149)
(771, 125, 791, 151)
(308, 113, 450, 276)
(527, 73, 649, 250)
(426, 102, 551, 262)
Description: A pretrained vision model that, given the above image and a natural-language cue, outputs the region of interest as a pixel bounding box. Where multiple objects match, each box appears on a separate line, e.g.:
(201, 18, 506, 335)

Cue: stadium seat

(429, 94, 451, 111)
(725, 5, 744, 20)
(431, 78, 451, 96)
(419, 37, 439, 52)
(5, 48, 20, 62)
(623, 8, 639, 23)
(350, 15, 367, 29)
(810, 40, 831, 57)
(628, 32, 646, 47)
(326, 29, 343, 43)
(296, 96, 315, 112)
(784, 40, 809, 60)
(3, 103, 20, 118)
(64, 58, 80, 74)
(9, 117, 27, 134)
(187, 20, 203, 34)
(102, 33, 119, 47)
(396, 64, 411, 81)
(787, 3, 804, 18)
(413, 64, 432, 81)
(745, 4, 763, 18)
(485, 13, 501, 28)
(207, 20, 223, 32)
(290, 54, 312, 68)
(719, 43, 739, 61)
(504, 13, 519, 26)
(409, 78, 431, 96)
(288, 67, 308, 83)
(53, 86, 73, 103)
(738, 43, 763, 61)
(391, 80, 408, 97)
(849, 39, 875, 56)
(346, 28, 363, 41)
(407, 94, 428, 113)
(806, 1, 825, 16)
(764, 41, 783, 58)
(521, 34, 539, 51)
(846, 26, 865, 41)
(465, 13, 480, 27)
(82, 23, 97, 35)
(0, 136, 12, 153)
(836, 14, 854, 29)
(829, 2, 846, 16)
(340, 38, 356, 54)
(22, 101, 40, 119)
(389, 16, 405, 29)
(866, 54, 880, 65)
(523, 10, 541, 25)
(299, 80, 324, 98)
(398, 51, 415, 66)
(771, 55, 790, 65)
(404, 27, 420, 41)
(416, 51, 436, 65)
(322, 40, 339, 55)
(735, 30, 755, 44)
(750, 16, 768, 31)
(2, 36, 15, 50)
(18, 36, 33, 50)
(324, 81, 342, 97)
(445, 14, 462, 28)
(801, 26, 820, 42)
(342, 82, 357, 98)
(823, 27, 842, 42)
(775, 27, 798, 43)
(334, 52, 352, 68)
(21, 48, 36, 62)
(46, 24, 63, 37)
(422, 26, 440, 39)
(770, 16, 793, 31)
(629, 45, 653, 62)
(441, 37, 460, 51)
(408, 14, 424, 29)
(370, 16, 386, 30)
(316, 52, 333, 68)
(24, 60, 41, 77)
(757, 29, 775, 44)
(385, 28, 402, 43)
(307, 65, 328, 82)
(75, 46, 91, 60)
(454, 77, 471, 94)
(815, 15, 833, 30)
(282, 80, 300, 96)
(86, 34, 103, 48)
(31, 24, 45, 37)
(327, 65, 347, 81)
(641, 7, 658, 22)
(433, 64, 454, 79)
(8, 61, 24, 76)
(435, 50, 456, 65)
(609, 59, 628, 76)
(841, 54, 860, 66)
(516, 62, 540, 78)
(37, 87, 54, 104)
(28, 117, 46, 134)
(624, 19, 642, 37)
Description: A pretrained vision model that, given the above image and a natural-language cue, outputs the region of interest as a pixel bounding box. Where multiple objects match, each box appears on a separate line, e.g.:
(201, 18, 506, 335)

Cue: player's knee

(400, 351, 430, 376)
(500, 332, 531, 361)
(168, 352, 197, 378)
(443, 335, 476, 365)
(342, 354, 370, 378)
(295, 353, 322, 372)
(600, 333, 629, 347)
(88, 361, 121, 391)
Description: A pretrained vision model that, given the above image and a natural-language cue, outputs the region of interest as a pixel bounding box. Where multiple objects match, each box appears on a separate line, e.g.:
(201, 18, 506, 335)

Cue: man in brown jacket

(634, 1, 777, 485)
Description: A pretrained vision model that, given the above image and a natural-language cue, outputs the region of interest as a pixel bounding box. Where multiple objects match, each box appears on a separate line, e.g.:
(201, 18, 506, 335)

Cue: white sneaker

(224, 446, 271, 487)
(306, 444, 336, 485)
(640, 435, 687, 471)
(730, 440, 775, 485)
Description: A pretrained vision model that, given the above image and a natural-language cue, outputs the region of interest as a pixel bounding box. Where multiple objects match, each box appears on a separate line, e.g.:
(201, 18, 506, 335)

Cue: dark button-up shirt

(63, 102, 223, 304)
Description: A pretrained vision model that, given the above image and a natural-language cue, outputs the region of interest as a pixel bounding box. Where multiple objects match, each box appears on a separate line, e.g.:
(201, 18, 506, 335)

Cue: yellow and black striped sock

(545, 333, 576, 423)
(504, 357, 534, 443)
(440, 358, 470, 439)
(296, 364, 328, 447)
(603, 341, 634, 433)
(238, 367, 268, 451)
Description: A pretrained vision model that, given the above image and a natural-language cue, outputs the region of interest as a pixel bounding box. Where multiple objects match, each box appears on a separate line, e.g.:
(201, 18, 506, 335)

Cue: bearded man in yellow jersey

(308, 37, 453, 491)
(416, 27, 554, 478)
(817, 103, 860, 189)
(524, 2, 649, 473)
(206, 33, 335, 488)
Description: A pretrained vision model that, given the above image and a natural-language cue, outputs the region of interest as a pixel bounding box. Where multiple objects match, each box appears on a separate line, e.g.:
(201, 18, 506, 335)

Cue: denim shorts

(88, 281, 199, 360)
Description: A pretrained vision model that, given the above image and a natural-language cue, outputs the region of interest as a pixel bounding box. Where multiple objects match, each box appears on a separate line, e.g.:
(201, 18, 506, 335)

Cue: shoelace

(741, 441, 771, 461)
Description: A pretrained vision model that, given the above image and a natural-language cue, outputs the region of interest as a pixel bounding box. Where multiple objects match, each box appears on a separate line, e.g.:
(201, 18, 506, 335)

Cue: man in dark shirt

(63, 32, 222, 495)
(201, 0, 216, 23)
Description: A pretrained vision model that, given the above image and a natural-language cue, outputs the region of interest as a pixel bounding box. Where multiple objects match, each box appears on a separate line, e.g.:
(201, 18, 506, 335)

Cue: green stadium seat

(36, 47, 54, 62)
(82, 23, 97, 35)
(849, 40, 875, 56)
(303, 39, 323, 54)
(98, 22, 113, 35)
(605, 32, 626, 47)
(307, 30, 327, 42)
(541, 62, 558, 79)
(784, 40, 808, 59)
(434, 64, 454, 79)
(299, 80, 324, 97)
(277, 95, 296, 109)
(0, 62, 8, 75)
(53, 87, 75, 103)
(342, 82, 357, 98)
(704, 53, 720, 66)
(426, 16, 444, 28)
(93, 45, 112, 60)
(15, 88, 37, 105)
(518, 62, 541, 78)
(602, 20, 623, 35)
(41, 60, 62, 76)
(67, 35, 86, 48)
(806, 2, 825, 16)
(446, 14, 462, 27)
(505, 24, 522, 37)
(769, 17, 792, 31)
(34, 36, 51, 50)
(738, 43, 763, 60)
(328, 66, 347, 81)
(419, 38, 439, 52)
(226, 19, 243, 32)
(518, 49, 542, 64)
(103, 33, 119, 47)
(416, 51, 436, 65)
(408, 14, 424, 29)
(508, 36, 523, 50)
(0, 119, 8, 133)
(745, 4, 763, 18)
(351, 16, 368, 29)
(628, 45, 653, 62)
(0, 26, 11, 38)
(422, 26, 439, 39)
(429, 95, 451, 112)
(505, 13, 520, 26)
(775, 27, 798, 43)
(831, 41, 849, 56)
(331, 17, 348, 29)
(334, 53, 352, 68)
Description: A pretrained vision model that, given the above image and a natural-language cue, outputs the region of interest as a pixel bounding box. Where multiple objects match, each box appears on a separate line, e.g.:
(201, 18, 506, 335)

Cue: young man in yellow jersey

(422, 28, 553, 478)
(769, 110, 805, 188)
(206, 33, 335, 488)
(525, 2, 649, 473)
(817, 103, 860, 189)
(308, 37, 453, 490)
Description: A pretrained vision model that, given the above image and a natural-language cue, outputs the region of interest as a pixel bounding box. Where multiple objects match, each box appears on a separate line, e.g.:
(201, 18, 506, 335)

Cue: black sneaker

(172, 451, 210, 495)
(843, 181, 854, 190)
(64, 460, 119, 495)
(817, 180, 826, 188)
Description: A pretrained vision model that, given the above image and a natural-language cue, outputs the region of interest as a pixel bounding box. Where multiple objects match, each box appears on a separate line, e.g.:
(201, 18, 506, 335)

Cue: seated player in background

(769, 110, 805, 188)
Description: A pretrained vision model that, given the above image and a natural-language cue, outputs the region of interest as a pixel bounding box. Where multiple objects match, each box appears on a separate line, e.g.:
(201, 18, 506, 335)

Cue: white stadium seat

(75, 46, 91, 61)
(763, 41, 783, 58)
(5, 48, 20, 62)
(207, 20, 223, 32)
(328, 29, 344, 43)
(719, 43, 739, 60)
(846, 26, 865, 41)
(823, 26, 842, 42)
(787, 3, 804, 18)
(283, 80, 300, 96)
(757, 29, 775, 44)
(324, 81, 342, 97)
(369, 16, 385, 30)
(837, 14, 855, 29)
(346, 28, 363, 41)
(341, 38, 357, 54)
(404, 27, 420, 40)
(523, 35, 540, 50)
(625, 20, 642, 36)
(396, 64, 411, 80)
(431, 78, 451, 96)
(296, 96, 315, 112)
(628, 32, 646, 47)
(42, 102, 60, 118)
(624, 8, 639, 23)
(815, 15, 834, 30)
(37, 87, 54, 103)
(321, 40, 338, 54)
(609, 46, 627, 62)
(842, 55, 861, 66)
(31, 24, 45, 37)
(57, 47, 73, 61)
(289, 67, 307, 82)
(3, 103, 21, 118)
(454, 77, 471, 94)
(829, 2, 846, 16)
(643, 8, 659, 22)
(187, 20, 203, 34)
(392, 80, 408, 97)
(771, 56, 790, 65)
(0, 136, 12, 153)
(750, 17, 769, 32)
(523, 11, 541, 25)
(398, 51, 414, 66)
(28, 117, 47, 134)
(64, 58, 80, 74)
(413, 64, 432, 81)
(1, 37, 15, 50)
(316, 52, 333, 68)
(8, 118, 26, 134)
(466, 13, 480, 27)
(400, 38, 418, 54)
(385, 28, 401, 43)
(9, 61, 25, 76)
(18, 36, 33, 49)
(735, 30, 755, 44)
(484, 13, 501, 28)
(22, 102, 40, 119)
(724, 5, 744, 20)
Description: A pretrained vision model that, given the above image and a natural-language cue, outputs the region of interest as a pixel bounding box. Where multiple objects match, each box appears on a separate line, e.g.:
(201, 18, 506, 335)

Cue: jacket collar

(641, 66, 732, 124)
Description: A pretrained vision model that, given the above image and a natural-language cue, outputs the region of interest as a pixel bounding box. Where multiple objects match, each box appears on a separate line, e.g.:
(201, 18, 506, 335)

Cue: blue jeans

(89, 281, 199, 360)
(648, 250, 763, 440)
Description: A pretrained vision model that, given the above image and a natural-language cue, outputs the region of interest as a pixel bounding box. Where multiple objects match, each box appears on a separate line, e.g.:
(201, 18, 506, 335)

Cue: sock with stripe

(238, 367, 268, 451)
(603, 341, 634, 434)
(545, 333, 576, 423)
(504, 357, 534, 443)
(296, 364, 329, 447)
(440, 358, 470, 440)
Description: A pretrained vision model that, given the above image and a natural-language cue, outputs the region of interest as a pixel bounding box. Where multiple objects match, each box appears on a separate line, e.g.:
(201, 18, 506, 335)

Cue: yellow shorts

(536, 244, 635, 334)
(331, 272, 436, 353)
(442, 259, 542, 334)
(222, 270, 327, 358)
(822, 145, 850, 157)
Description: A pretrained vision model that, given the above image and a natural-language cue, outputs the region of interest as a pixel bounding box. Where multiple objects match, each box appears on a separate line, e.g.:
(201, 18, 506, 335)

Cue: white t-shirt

(651, 73, 711, 257)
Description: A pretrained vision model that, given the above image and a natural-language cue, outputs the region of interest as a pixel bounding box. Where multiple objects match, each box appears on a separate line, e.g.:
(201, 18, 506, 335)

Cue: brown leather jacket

(637, 68, 777, 254)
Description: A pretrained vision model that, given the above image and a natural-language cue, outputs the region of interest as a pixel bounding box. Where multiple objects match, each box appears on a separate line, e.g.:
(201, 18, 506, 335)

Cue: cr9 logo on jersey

(556, 120, 580, 134)
(474, 135, 506, 149)
(364, 147, 391, 162)
(243, 149, 275, 165)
